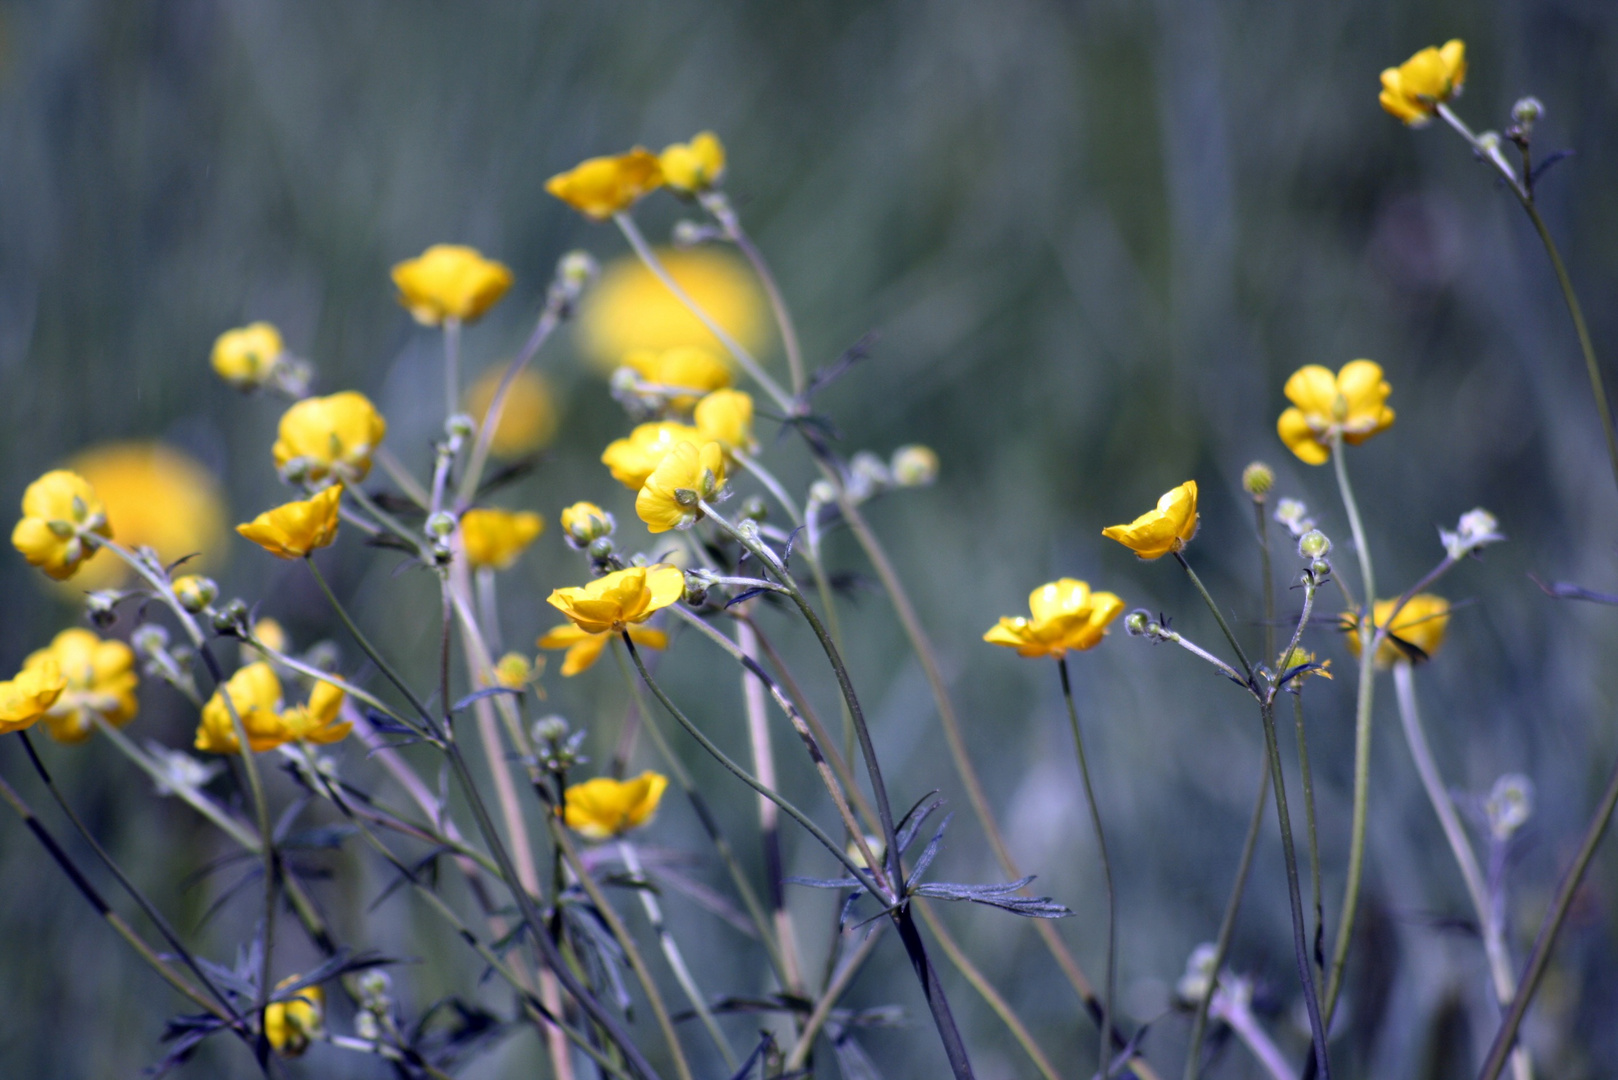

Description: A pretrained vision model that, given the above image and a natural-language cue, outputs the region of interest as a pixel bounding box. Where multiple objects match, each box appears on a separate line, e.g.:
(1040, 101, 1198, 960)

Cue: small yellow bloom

(264, 975, 323, 1056)
(195, 662, 285, 754)
(1277, 361, 1396, 465)
(659, 132, 726, 194)
(547, 564, 686, 635)
(560, 502, 614, 546)
(0, 658, 66, 735)
(890, 445, 940, 487)
(636, 441, 726, 534)
(277, 680, 351, 745)
(464, 366, 558, 458)
(272, 391, 387, 484)
(601, 421, 703, 490)
(490, 652, 543, 691)
(250, 619, 288, 655)
(12, 470, 112, 581)
(563, 771, 669, 840)
(236, 486, 343, 559)
(1277, 647, 1332, 684)
(1102, 481, 1200, 560)
(538, 623, 668, 677)
(1343, 594, 1451, 669)
(210, 322, 285, 389)
(577, 250, 769, 370)
(623, 346, 733, 409)
(694, 389, 756, 453)
(545, 148, 664, 220)
(391, 244, 514, 325)
(1380, 40, 1467, 126)
(24, 629, 138, 744)
(983, 579, 1126, 659)
(460, 507, 544, 571)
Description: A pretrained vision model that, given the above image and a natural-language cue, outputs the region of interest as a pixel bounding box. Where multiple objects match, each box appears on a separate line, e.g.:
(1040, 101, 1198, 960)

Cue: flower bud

(557, 250, 598, 292)
(1478, 130, 1502, 153)
(445, 413, 476, 442)
(1241, 462, 1275, 498)
(1511, 96, 1544, 129)
(1441, 507, 1505, 561)
(132, 624, 171, 657)
(890, 445, 940, 488)
(1176, 943, 1219, 1005)
(84, 590, 120, 628)
(1298, 529, 1332, 559)
(587, 537, 615, 561)
(425, 511, 457, 539)
(561, 502, 614, 547)
(739, 495, 768, 523)
(173, 575, 218, 613)
(532, 714, 571, 747)
(1125, 610, 1151, 637)
(683, 571, 710, 607)
(304, 641, 341, 673)
(808, 479, 838, 506)
(212, 599, 249, 635)
(1311, 558, 1333, 581)
(847, 451, 891, 501)
(1486, 773, 1533, 841)
(1274, 498, 1316, 538)
(431, 541, 453, 564)
(671, 220, 713, 248)
(358, 969, 392, 1004)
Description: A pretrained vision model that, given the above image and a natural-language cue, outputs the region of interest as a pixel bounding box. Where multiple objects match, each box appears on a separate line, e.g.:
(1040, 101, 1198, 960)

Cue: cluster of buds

(352, 969, 395, 1045)
(532, 715, 588, 777)
(146, 741, 224, 797)
(1297, 527, 1333, 585)
(547, 250, 599, 322)
(132, 624, 198, 701)
(805, 444, 939, 528)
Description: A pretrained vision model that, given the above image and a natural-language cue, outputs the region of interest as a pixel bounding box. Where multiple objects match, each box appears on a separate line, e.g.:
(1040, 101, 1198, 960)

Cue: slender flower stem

(1173, 552, 1255, 684)
(701, 190, 807, 395)
(456, 298, 564, 507)
(443, 316, 461, 424)
(1210, 985, 1295, 1080)
(783, 924, 886, 1070)
(1294, 693, 1325, 987)
(92, 716, 259, 850)
(305, 558, 439, 738)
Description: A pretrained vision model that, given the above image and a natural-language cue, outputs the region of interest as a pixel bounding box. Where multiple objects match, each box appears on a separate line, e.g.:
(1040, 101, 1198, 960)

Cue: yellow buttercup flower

(464, 366, 558, 458)
(560, 502, 614, 546)
(601, 421, 703, 490)
(983, 579, 1125, 659)
(694, 389, 756, 453)
(1277, 361, 1396, 465)
(1102, 481, 1200, 560)
(1380, 40, 1467, 126)
(12, 470, 112, 581)
(236, 486, 342, 559)
(277, 680, 351, 745)
(0, 658, 66, 736)
(264, 976, 323, 1056)
(460, 507, 544, 571)
(1343, 594, 1451, 669)
(210, 322, 285, 390)
(636, 441, 726, 534)
(659, 132, 726, 194)
(538, 623, 668, 677)
(24, 629, 138, 744)
(622, 346, 733, 409)
(195, 662, 285, 754)
(577, 249, 769, 370)
(545, 148, 664, 220)
(563, 772, 669, 840)
(547, 564, 686, 635)
(272, 391, 387, 484)
(391, 244, 513, 326)
(490, 652, 544, 691)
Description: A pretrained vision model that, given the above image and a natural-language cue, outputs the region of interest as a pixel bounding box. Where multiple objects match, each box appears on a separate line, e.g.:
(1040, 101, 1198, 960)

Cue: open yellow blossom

(277, 680, 351, 745)
(694, 389, 756, 452)
(563, 772, 669, 840)
(1102, 481, 1200, 560)
(659, 132, 726, 193)
(623, 346, 733, 409)
(24, 629, 138, 744)
(489, 652, 545, 691)
(1344, 594, 1451, 668)
(392, 244, 513, 326)
(983, 579, 1125, 659)
(272, 391, 387, 484)
(210, 322, 285, 389)
(637, 441, 726, 533)
(236, 486, 342, 559)
(12, 470, 112, 582)
(538, 623, 668, 677)
(195, 662, 285, 754)
(1277, 361, 1396, 465)
(560, 502, 614, 546)
(1380, 40, 1467, 126)
(545, 148, 664, 220)
(577, 250, 769, 370)
(460, 507, 543, 571)
(464, 366, 558, 458)
(547, 564, 686, 635)
(264, 976, 323, 1056)
(601, 421, 703, 490)
(0, 658, 66, 735)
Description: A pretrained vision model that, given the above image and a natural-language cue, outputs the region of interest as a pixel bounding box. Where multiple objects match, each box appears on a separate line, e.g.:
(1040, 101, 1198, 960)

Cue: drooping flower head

(237, 486, 342, 559)
(547, 565, 686, 635)
(1102, 481, 1200, 560)
(392, 244, 513, 326)
(1277, 361, 1396, 465)
(563, 772, 669, 840)
(577, 250, 769, 371)
(983, 579, 1126, 659)
(659, 132, 726, 194)
(24, 629, 138, 744)
(545, 148, 664, 220)
(12, 470, 112, 581)
(1343, 594, 1451, 669)
(195, 662, 285, 754)
(1380, 40, 1467, 126)
(273, 391, 387, 484)
(693, 389, 756, 453)
(460, 507, 544, 572)
(263, 976, 324, 1057)
(636, 441, 726, 534)
(0, 658, 66, 736)
(601, 421, 703, 490)
(464, 366, 558, 458)
(211, 322, 285, 390)
(538, 623, 667, 677)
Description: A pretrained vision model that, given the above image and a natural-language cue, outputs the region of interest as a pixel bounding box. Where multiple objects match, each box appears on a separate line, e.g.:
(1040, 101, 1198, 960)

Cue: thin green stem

(1294, 693, 1325, 990)
(1173, 552, 1255, 684)
(701, 190, 806, 395)
(783, 924, 886, 1071)
(456, 300, 564, 507)
(443, 316, 461, 424)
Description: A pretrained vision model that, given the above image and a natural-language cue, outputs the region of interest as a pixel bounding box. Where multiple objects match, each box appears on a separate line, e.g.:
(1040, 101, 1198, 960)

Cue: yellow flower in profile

(563, 772, 670, 840)
(195, 662, 285, 754)
(637, 441, 726, 533)
(601, 421, 703, 490)
(538, 623, 668, 677)
(1102, 481, 1200, 560)
(577, 250, 769, 370)
(547, 564, 686, 635)
(460, 507, 544, 571)
(1343, 594, 1451, 669)
(623, 346, 733, 408)
(24, 629, 138, 744)
(1277, 361, 1396, 465)
(560, 502, 614, 546)
(391, 244, 513, 326)
(1380, 40, 1467, 126)
(490, 652, 544, 691)
(236, 486, 342, 559)
(277, 680, 351, 745)
(0, 658, 66, 735)
(464, 366, 559, 458)
(12, 470, 112, 581)
(264, 975, 323, 1056)
(545, 148, 664, 220)
(983, 579, 1126, 659)
(694, 389, 756, 452)
(210, 322, 285, 390)
(659, 132, 726, 194)
(272, 391, 387, 484)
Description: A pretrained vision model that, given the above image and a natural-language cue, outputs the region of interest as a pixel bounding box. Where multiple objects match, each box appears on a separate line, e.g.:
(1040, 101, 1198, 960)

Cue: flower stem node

(1298, 529, 1332, 559)
(557, 250, 599, 293)
(1241, 462, 1275, 499)
(671, 220, 721, 248)
(1486, 774, 1534, 841)
(683, 570, 712, 607)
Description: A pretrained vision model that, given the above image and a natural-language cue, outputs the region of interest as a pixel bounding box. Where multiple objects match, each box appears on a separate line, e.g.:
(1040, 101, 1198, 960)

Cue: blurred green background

(2, 1, 1617, 1077)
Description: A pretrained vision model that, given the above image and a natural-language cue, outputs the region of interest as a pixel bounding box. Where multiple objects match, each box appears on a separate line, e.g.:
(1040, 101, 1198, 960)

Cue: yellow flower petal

(391, 244, 513, 325)
(195, 662, 285, 754)
(545, 149, 664, 220)
(563, 772, 669, 840)
(272, 392, 387, 484)
(0, 658, 67, 734)
(601, 422, 703, 491)
(983, 578, 1125, 659)
(236, 487, 343, 560)
(211, 322, 285, 389)
(12, 470, 112, 581)
(547, 565, 686, 635)
(1101, 481, 1199, 560)
(636, 441, 727, 534)
(460, 508, 544, 571)
(464, 367, 558, 458)
(577, 250, 769, 370)
(659, 132, 726, 194)
(1344, 594, 1451, 669)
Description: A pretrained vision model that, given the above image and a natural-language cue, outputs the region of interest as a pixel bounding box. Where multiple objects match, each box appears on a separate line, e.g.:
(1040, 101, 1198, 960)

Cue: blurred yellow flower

(12, 470, 111, 582)
(1277, 361, 1396, 465)
(64, 443, 227, 591)
(577, 249, 769, 370)
(659, 132, 726, 194)
(891, 444, 940, 487)
(172, 574, 218, 613)
(560, 501, 614, 546)
(1277, 647, 1332, 684)
(601, 421, 703, 490)
(273, 391, 387, 484)
(1344, 594, 1451, 668)
(251, 618, 288, 655)
(490, 652, 543, 691)
(210, 322, 285, 390)
(195, 662, 285, 754)
(460, 507, 543, 571)
(983, 579, 1125, 659)
(538, 623, 667, 677)
(563, 771, 669, 840)
(464, 366, 558, 458)
(623, 345, 733, 409)
(637, 441, 726, 534)
(1380, 40, 1466, 126)
(547, 564, 686, 635)
(277, 680, 351, 745)
(24, 629, 138, 744)
(391, 244, 513, 326)
(1102, 481, 1200, 560)
(545, 148, 664, 220)
(264, 976, 323, 1056)
(694, 389, 756, 453)
(236, 486, 342, 559)
(0, 658, 66, 735)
